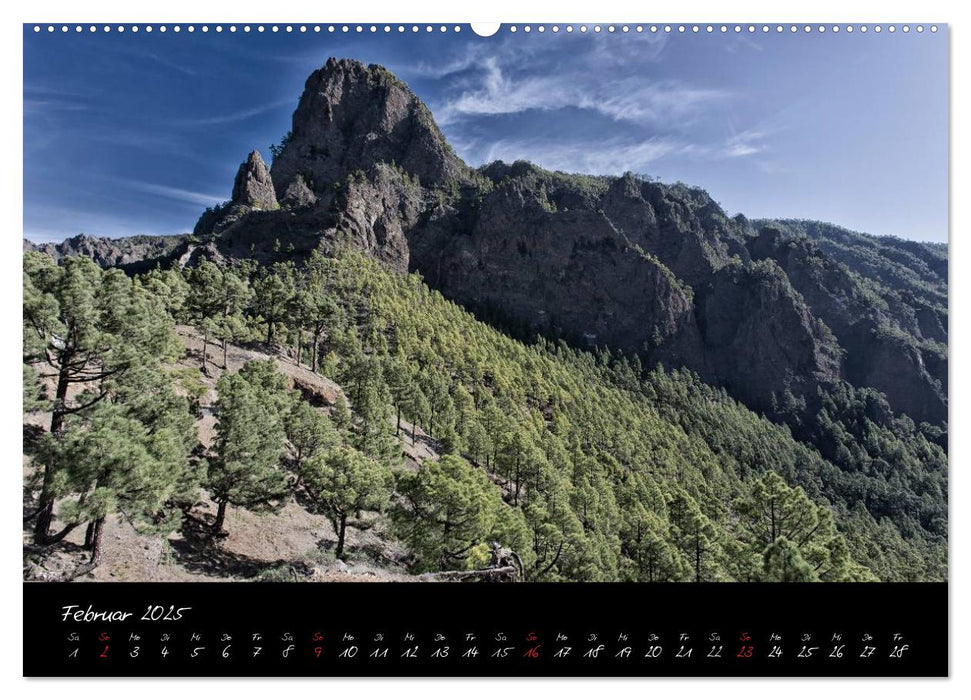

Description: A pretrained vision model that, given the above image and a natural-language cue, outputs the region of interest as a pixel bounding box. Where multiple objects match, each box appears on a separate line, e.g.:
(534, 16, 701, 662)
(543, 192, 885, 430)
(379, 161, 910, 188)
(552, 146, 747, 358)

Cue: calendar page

(21, 21, 948, 677)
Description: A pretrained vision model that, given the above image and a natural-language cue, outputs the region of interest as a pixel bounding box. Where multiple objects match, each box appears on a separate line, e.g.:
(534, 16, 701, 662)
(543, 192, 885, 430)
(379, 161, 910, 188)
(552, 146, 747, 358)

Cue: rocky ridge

(25, 57, 949, 430)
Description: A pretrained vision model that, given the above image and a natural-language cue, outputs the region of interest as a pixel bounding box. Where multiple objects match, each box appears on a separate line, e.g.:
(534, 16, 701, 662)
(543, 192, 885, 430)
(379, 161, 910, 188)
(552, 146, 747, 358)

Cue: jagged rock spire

(269, 57, 469, 198)
(231, 150, 277, 210)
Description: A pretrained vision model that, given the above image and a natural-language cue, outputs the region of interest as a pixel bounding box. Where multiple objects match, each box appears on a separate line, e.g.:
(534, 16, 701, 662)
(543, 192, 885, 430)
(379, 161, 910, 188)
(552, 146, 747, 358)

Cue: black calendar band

(23, 581, 947, 677)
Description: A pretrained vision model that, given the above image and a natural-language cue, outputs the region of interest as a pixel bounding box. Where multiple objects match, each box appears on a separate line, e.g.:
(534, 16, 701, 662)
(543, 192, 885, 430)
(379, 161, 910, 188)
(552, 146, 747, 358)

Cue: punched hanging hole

(471, 23, 500, 37)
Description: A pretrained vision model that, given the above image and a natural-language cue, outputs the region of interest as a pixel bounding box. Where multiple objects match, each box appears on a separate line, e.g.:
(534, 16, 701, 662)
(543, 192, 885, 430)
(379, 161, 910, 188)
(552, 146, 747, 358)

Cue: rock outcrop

(35, 57, 947, 428)
(746, 226, 947, 423)
(232, 150, 278, 210)
(270, 57, 470, 198)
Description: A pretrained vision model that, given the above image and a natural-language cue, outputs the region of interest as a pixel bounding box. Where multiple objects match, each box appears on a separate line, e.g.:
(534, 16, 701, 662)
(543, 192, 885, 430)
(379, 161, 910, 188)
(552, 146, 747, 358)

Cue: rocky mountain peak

(231, 150, 277, 210)
(270, 57, 469, 197)
(122, 59, 948, 430)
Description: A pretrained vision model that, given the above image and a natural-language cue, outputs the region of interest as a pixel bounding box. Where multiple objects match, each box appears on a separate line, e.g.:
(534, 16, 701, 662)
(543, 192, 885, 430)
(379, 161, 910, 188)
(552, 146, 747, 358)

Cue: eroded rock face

(232, 151, 278, 210)
(281, 175, 317, 209)
(270, 57, 470, 198)
(600, 173, 751, 287)
(688, 260, 843, 412)
(412, 175, 698, 353)
(747, 226, 947, 423)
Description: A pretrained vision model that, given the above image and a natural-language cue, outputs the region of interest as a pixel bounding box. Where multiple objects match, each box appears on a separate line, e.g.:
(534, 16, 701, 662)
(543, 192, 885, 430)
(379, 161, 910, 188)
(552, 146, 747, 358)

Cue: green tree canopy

(393, 454, 529, 573)
(300, 445, 394, 559)
(23, 253, 180, 543)
(207, 361, 291, 535)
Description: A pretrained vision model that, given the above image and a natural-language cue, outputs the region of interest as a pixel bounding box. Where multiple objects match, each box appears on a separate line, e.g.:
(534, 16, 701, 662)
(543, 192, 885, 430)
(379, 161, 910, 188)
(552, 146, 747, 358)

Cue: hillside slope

(24, 325, 425, 583)
(23, 58, 947, 582)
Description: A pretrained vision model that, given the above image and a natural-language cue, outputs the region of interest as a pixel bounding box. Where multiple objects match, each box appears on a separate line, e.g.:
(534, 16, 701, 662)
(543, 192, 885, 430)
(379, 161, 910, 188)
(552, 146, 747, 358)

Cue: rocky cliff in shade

(29, 57, 948, 430)
(746, 226, 947, 423)
(233, 150, 278, 210)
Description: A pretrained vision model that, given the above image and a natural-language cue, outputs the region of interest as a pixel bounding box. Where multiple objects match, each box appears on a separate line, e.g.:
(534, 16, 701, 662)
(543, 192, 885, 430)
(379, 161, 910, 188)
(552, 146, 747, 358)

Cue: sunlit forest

(23, 247, 946, 582)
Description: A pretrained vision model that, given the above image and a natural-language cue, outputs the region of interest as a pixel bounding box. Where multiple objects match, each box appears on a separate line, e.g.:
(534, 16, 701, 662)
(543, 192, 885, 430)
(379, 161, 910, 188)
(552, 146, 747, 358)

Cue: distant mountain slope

(24, 233, 190, 273)
(760, 219, 947, 303)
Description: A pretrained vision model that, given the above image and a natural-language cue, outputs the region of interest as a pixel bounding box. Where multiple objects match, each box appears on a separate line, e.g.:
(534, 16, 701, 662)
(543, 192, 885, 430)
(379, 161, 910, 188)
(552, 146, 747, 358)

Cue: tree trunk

(84, 521, 96, 549)
(514, 458, 521, 506)
(33, 500, 56, 544)
(89, 517, 105, 566)
(296, 328, 303, 366)
(68, 517, 105, 579)
(335, 513, 347, 560)
(770, 500, 777, 542)
(33, 357, 71, 542)
(396, 404, 401, 436)
(222, 338, 229, 369)
(311, 331, 321, 373)
(266, 322, 274, 345)
(695, 534, 702, 583)
(201, 328, 209, 372)
(212, 499, 228, 535)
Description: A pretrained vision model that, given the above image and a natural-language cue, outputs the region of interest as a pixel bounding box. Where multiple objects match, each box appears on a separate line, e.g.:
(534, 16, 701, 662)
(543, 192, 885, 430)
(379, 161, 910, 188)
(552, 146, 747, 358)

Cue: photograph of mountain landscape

(23, 25, 947, 585)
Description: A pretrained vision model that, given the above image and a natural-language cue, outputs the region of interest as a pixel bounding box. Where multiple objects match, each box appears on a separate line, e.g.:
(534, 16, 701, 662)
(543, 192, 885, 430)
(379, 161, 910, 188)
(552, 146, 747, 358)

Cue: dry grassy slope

(23, 326, 439, 583)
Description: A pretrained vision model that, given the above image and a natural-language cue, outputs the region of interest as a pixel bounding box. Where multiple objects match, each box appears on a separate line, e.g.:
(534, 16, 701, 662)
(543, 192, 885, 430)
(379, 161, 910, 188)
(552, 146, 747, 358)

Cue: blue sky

(23, 25, 948, 243)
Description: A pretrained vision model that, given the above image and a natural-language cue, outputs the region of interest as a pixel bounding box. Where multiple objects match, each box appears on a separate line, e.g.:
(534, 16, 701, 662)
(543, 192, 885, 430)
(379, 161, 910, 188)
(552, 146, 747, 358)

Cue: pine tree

(300, 251, 342, 372)
(23, 253, 179, 543)
(734, 470, 862, 581)
(252, 262, 296, 345)
(136, 267, 191, 321)
(48, 368, 198, 574)
(286, 400, 338, 475)
(214, 266, 251, 369)
(668, 489, 722, 582)
(207, 362, 291, 535)
(300, 445, 393, 559)
(185, 261, 226, 373)
(393, 455, 509, 572)
(331, 394, 353, 434)
(762, 537, 818, 582)
(384, 356, 413, 437)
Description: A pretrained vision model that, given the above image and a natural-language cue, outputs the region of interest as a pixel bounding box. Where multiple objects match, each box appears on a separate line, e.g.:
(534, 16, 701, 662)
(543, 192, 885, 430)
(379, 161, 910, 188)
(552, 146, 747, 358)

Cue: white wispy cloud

(23, 98, 91, 115)
(452, 128, 774, 177)
(455, 135, 684, 175)
(124, 181, 226, 207)
(420, 32, 783, 176)
(139, 51, 198, 77)
(721, 129, 768, 158)
(170, 98, 293, 127)
(100, 43, 199, 77)
(433, 50, 729, 128)
(398, 46, 490, 79)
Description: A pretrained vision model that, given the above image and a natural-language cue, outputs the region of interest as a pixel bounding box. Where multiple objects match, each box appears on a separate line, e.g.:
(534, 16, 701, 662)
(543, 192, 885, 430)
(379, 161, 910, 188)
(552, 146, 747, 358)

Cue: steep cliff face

(599, 173, 751, 286)
(409, 168, 698, 353)
(270, 57, 470, 198)
(33, 57, 947, 428)
(193, 153, 417, 272)
(747, 226, 947, 423)
(232, 150, 278, 210)
(686, 260, 843, 411)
